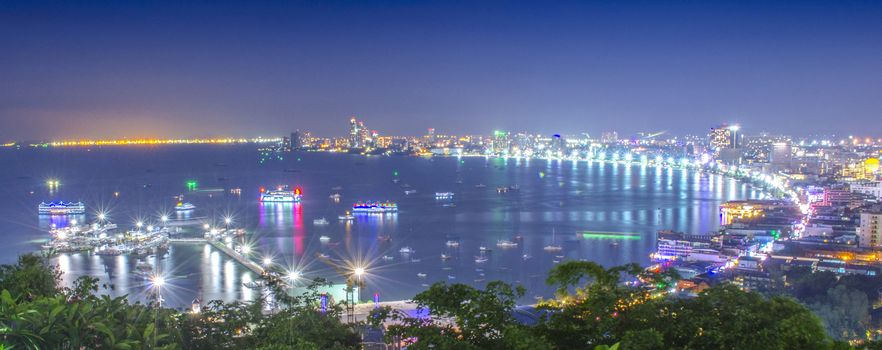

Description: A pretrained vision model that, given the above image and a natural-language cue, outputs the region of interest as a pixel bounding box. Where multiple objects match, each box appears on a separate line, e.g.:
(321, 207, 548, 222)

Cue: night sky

(2, 0, 881, 141)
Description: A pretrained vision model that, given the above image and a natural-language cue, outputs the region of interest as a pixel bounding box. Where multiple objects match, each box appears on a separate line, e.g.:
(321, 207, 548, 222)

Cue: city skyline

(3, 1, 882, 140)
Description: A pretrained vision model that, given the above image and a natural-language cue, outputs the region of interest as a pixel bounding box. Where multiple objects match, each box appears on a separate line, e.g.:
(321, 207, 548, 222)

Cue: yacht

(399, 247, 414, 254)
(382, 255, 394, 261)
(319, 235, 331, 242)
(417, 273, 427, 278)
(404, 189, 417, 195)
(479, 246, 491, 252)
(441, 254, 451, 260)
(338, 212, 355, 221)
(445, 240, 460, 247)
(475, 256, 488, 263)
(544, 228, 563, 252)
(313, 218, 329, 225)
(496, 240, 518, 248)
(434, 192, 454, 199)
(329, 193, 342, 201)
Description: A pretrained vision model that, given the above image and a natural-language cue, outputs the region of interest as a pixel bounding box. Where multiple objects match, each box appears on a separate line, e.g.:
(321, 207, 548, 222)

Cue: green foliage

(810, 285, 870, 340)
(0, 254, 61, 301)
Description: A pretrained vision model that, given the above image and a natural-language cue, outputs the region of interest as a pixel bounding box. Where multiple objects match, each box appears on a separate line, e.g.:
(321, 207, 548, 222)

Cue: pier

(169, 237, 265, 275)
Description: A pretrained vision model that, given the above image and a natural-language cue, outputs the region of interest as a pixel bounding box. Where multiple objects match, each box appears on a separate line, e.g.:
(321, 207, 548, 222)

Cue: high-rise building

(348, 117, 371, 149)
(290, 130, 302, 151)
(769, 142, 792, 168)
(708, 124, 740, 153)
(859, 210, 882, 248)
(492, 130, 511, 156)
(601, 131, 619, 144)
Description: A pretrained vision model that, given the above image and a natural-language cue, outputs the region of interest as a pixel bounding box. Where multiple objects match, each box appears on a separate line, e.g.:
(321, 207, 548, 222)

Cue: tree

(811, 285, 871, 340)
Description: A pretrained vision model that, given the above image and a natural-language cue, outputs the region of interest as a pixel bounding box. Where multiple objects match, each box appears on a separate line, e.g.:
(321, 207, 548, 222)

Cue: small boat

(441, 254, 451, 260)
(404, 189, 417, 195)
(479, 246, 491, 252)
(329, 193, 341, 200)
(313, 218, 329, 225)
(319, 235, 331, 242)
(382, 255, 394, 261)
(338, 212, 355, 221)
(445, 240, 460, 247)
(496, 187, 509, 194)
(417, 273, 427, 278)
(475, 184, 486, 188)
(434, 192, 454, 199)
(318, 253, 330, 259)
(475, 256, 488, 263)
(411, 258, 421, 263)
(522, 254, 532, 260)
(508, 184, 520, 191)
(175, 202, 196, 211)
(474, 278, 485, 282)
(496, 240, 518, 248)
(399, 247, 414, 254)
(447, 275, 456, 280)
(421, 283, 430, 287)
(544, 228, 563, 252)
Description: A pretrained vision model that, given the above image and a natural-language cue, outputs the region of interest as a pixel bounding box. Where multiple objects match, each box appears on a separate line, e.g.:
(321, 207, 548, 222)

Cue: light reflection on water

(0, 148, 763, 307)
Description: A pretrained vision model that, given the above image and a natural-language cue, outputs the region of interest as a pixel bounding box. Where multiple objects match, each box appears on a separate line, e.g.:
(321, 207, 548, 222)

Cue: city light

(287, 271, 301, 281)
(224, 217, 232, 225)
(263, 257, 273, 266)
(152, 275, 165, 287)
(354, 267, 365, 277)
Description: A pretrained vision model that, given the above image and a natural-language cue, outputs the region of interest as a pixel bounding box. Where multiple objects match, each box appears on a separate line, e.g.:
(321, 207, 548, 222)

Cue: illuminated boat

(313, 218, 329, 225)
(496, 240, 518, 248)
(435, 192, 454, 199)
(38, 202, 85, 215)
(175, 202, 196, 211)
(352, 201, 398, 214)
(260, 186, 302, 202)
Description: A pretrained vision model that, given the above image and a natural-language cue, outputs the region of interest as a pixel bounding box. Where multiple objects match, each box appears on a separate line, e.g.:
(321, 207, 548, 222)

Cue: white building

(852, 182, 882, 200)
(859, 211, 882, 248)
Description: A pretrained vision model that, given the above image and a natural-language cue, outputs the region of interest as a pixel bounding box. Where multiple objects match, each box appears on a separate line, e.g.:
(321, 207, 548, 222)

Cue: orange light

(294, 187, 302, 195)
(259, 187, 266, 193)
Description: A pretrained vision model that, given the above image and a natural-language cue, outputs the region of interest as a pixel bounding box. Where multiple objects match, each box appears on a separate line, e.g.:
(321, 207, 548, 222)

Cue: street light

(224, 216, 232, 225)
(353, 267, 365, 277)
(152, 275, 165, 307)
(263, 257, 273, 267)
(161, 215, 168, 223)
(287, 271, 301, 281)
(136, 221, 144, 229)
(97, 213, 106, 221)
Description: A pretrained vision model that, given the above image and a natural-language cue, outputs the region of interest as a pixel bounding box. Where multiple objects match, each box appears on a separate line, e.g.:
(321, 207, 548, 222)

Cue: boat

(496, 240, 518, 248)
(260, 186, 302, 202)
(475, 256, 488, 263)
(508, 184, 521, 191)
(496, 187, 508, 194)
(435, 192, 454, 199)
(329, 193, 342, 200)
(382, 255, 394, 261)
(404, 190, 417, 195)
(544, 228, 563, 252)
(318, 253, 330, 259)
(338, 212, 355, 221)
(441, 254, 451, 260)
(352, 201, 398, 214)
(38, 202, 85, 215)
(417, 273, 427, 278)
(445, 240, 460, 247)
(399, 247, 414, 254)
(313, 218, 329, 225)
(174, 202, 196, 211)
(479, 246, 491, 252)
(522, 254, 532, 260)
(447, 275, 456, 280)
(319, 235, 331, 242)
(475, 184, 486, 188)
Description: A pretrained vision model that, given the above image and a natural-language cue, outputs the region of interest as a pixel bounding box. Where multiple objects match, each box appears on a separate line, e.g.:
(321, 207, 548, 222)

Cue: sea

(0, 145, 763, 308)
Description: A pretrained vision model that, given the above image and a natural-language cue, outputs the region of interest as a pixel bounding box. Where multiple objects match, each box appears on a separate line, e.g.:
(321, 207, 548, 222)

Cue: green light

(393, 171, 399, 177)
(582, 231, 641, 240)
(186, 180, 198, 191)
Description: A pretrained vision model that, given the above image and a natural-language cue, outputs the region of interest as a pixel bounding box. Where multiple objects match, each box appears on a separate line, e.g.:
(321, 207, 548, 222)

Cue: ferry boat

(352, 201, 398, 214)
(38, 202, 85, 215)
(175, 202, 196, 211)
(260, 186, 302, 202)
(313, 218, 329, 225)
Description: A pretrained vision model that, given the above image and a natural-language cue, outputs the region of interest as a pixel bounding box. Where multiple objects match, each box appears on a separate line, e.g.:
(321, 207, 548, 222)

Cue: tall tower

(349, 117, 360, 149)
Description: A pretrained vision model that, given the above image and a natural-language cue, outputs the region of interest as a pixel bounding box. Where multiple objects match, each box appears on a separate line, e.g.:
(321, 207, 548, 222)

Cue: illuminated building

(290, 130, 303, 150)
(708, 124, 740, 153)
(492, 130, 510, 156)
(852, 182, 882, 200)
(348, 117, 371, 150)
(601, 131, 619, 144)
(859, 210, 882, 249)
